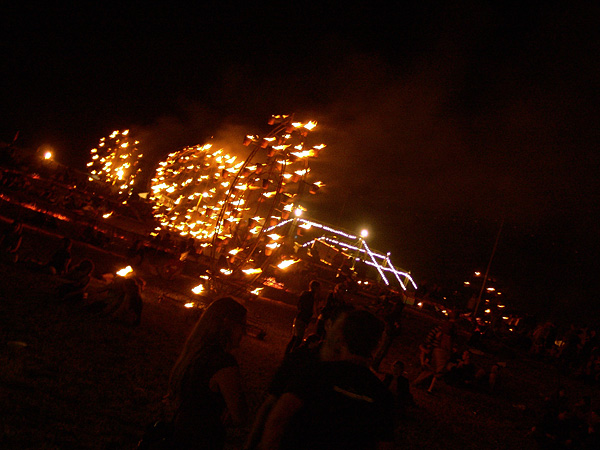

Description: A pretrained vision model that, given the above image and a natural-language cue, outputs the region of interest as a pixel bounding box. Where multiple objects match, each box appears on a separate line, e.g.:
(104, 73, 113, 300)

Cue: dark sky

(3, 2, 600, 319)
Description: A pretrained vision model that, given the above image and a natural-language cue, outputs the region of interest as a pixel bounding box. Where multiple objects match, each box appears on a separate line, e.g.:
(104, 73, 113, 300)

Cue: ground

(1, 227, 598, 449)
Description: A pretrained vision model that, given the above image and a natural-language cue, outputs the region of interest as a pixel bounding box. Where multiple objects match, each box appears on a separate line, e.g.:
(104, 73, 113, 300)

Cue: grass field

(1, 227, 598, 449)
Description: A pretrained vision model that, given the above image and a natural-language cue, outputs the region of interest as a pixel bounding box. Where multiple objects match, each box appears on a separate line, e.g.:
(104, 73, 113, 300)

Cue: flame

(102, 212, 113, 218)
(277, 259, 300, 269)
(148, 116, 326, 272)
(88, 130, 142, 195)
(185, 302, 195, 308)
(250, 287, 264, 296)
(116, 266, 133, 277)
(191, 284, 204, 294)
(242, 268, 263, 275)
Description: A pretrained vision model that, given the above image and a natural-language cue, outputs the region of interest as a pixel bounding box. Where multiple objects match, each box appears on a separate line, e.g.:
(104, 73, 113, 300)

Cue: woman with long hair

(166, 297, 248, 449)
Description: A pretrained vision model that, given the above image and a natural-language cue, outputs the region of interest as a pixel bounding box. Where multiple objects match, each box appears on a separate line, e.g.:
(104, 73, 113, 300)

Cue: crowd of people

(144, 290, 400, 450)
(2, 162, 599, 449)
(530, 386, 599, 449)
(530, 321, 600, 384)
(0, 216, 145, 327)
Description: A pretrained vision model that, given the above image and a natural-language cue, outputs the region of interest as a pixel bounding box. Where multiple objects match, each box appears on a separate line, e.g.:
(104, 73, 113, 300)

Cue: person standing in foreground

(166, 297, 248, 450)
(284, 280, 321, 355)
(258, 309, 395, 450)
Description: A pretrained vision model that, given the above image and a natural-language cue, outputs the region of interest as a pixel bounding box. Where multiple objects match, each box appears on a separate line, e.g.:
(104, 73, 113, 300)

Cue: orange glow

(191, 284, 204, 294)
(116, 266, 133, 277)
(277, 259, 300, 269)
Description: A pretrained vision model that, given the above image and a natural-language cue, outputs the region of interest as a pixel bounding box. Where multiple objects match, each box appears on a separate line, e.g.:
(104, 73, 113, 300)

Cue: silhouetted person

(166, 297, 248, 450)
(413, 314, 457, 393)
(383, 359, 416, 419)
(245, 304, 354, 450)
(58, 259, 94, 302)
(0, 219, 23, 262)
(257, 309, 394, 450)
(285, 280, 321, 355)
(316, 282, 347, 338)
(47, 237, 72, 275)
(372, 292, 405, 371)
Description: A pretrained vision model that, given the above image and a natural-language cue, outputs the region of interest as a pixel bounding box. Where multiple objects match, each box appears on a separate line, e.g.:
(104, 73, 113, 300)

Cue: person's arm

(211, 365, 248, 427)
(257, 393, 303, 450)
(243, 393, 278, 450)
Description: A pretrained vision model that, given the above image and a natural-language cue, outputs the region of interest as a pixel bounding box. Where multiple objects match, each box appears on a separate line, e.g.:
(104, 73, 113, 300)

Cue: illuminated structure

(87, 130, 143, 195)
(150, 144, 243, 241)
(150, 115, 325, 294)
(267, 217, 417, 291)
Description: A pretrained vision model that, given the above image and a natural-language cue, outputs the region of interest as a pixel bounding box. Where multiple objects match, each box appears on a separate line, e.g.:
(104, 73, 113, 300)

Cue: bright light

(294, 208, 303, 217)
(44, 151, 53, 160)
(474, 271, 481, 276)
(184, 302, 195, 308)
(277, 259, 299, 270)
(116, 266, 133, 277)
(191, 284, 204, 294)
(360, 229, 369, 238)
(487, 287, 495, 291)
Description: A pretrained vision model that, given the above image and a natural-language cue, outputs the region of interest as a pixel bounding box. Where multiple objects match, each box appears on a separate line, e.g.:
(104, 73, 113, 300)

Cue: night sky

(3, 2, 600, 319)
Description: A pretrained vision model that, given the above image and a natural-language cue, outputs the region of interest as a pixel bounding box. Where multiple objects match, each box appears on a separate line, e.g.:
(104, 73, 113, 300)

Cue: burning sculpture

(87, 130, 143, 196)
(150, 115, 325, 293)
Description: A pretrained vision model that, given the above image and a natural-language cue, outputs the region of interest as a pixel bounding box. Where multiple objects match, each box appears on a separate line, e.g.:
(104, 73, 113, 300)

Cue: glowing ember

(88, 130, 143, 195)
(242, 268, 263, 275)
(191, 284, 204, 294)
(116, 266, 133, 277)
(250, 287, 263, 295)
(277, 259, 300, 269)
(149, 115, 327, 285)
(150, 144, 242, 241)
(102, 212, 113, 218)
(184, 302, 195, 308)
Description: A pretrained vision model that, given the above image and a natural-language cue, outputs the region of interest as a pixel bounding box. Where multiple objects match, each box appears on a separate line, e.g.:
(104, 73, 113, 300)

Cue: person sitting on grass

(412, 315, 457, 394)
(244, 304, 354, 450)
(83, 276, 144, 327)
(103, 277, 144, 327)
(441, 349, 501, 392)
(166, 297, 248, 450)
(46, 237, 73, 276)
(58, 259, 95, 303)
